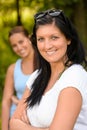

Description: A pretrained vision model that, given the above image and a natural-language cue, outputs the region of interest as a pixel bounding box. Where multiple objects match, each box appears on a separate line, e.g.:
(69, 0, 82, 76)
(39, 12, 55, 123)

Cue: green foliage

(0, 0, 87, 126)
(0, 0, 87, 97)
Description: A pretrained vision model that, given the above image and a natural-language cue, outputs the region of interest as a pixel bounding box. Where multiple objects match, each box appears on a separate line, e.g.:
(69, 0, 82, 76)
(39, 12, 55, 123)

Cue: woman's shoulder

(6, 59, 21, 75)
(59, 64, 87, 96)
(65, 64, 87, 77)
(8, 59, 21, 73)
(7, 63, 16, 73)
(5, 63, 16, 79)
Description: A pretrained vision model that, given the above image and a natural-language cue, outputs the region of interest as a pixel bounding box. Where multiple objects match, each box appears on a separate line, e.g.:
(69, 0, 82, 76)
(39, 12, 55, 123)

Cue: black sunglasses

(34, 9, 63, 20)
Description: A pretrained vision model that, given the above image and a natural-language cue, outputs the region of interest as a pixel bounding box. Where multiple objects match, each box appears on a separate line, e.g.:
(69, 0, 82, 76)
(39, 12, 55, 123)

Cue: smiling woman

(9, 9, 87, 130)
(1, 26, 38, 130)
(36, 23, 70, 63)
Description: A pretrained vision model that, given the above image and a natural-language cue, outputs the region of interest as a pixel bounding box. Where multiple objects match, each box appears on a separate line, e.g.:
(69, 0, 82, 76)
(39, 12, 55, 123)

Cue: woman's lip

(46, 50, 57, 55)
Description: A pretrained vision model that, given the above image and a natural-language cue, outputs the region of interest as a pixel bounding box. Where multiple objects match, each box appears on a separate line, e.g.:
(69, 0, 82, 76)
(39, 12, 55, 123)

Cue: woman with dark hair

(10, 9, 87, 130)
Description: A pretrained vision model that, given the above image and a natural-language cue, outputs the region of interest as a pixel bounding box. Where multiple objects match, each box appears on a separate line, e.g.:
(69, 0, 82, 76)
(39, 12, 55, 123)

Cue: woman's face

(36, 23, 71, 64)
(9, 33, 33, 58)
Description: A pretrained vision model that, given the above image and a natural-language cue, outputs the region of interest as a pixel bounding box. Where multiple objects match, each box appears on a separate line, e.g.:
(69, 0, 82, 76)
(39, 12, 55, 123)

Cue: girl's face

(9, 33, 33, 58)
(36, 23, 71, 64)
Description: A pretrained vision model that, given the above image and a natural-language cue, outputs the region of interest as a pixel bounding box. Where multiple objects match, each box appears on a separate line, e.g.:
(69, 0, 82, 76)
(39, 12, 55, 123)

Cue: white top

(26, 64, 87, 130)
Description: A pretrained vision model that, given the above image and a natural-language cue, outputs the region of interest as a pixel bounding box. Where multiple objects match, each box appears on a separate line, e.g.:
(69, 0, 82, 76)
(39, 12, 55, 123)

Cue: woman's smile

(46, 49, 57, 55)
(36, 23, 70, 63)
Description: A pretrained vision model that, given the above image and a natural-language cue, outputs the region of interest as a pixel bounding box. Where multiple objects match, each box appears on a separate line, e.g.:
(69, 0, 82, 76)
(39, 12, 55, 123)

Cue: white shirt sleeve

(59, 65, 87, 98)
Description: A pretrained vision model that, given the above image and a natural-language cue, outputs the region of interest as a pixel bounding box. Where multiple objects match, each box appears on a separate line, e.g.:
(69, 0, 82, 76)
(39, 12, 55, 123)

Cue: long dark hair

(26, 9, 87, 107)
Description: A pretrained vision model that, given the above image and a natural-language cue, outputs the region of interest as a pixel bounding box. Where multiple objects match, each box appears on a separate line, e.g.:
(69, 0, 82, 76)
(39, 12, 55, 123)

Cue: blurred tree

(73, 0, 87, 49)
(16, 0, 22, 25)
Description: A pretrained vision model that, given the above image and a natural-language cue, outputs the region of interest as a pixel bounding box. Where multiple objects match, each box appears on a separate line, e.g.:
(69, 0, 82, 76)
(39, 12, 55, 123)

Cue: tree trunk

(16, 0, 22, 25)
(73, 0, 87, 49)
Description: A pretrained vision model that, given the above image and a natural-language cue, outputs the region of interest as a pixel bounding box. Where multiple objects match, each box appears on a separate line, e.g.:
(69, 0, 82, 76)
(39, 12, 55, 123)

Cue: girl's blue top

(10, 59, 30, 117)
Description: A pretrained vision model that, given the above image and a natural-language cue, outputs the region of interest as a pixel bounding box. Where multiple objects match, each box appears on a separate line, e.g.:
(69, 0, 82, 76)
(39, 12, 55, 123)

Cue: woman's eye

(37, 38, 44, 42)
(51, 36, 58, 40)
(19, 40, 24, 44)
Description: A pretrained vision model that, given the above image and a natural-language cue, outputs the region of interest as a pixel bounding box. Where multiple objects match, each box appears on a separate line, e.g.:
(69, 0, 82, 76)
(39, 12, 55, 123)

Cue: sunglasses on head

(34, 9, 63, 20)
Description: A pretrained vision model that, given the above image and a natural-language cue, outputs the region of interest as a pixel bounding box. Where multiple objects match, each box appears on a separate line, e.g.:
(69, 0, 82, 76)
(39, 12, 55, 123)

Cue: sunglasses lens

(48, 11, 61, 16)
(34, 9, 63, 20)
(34, 12, 45, 19)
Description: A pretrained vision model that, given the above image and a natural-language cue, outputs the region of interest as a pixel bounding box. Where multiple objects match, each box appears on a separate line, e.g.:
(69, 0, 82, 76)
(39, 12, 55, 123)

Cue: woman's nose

(44, 40, 53, 50)
(17, 44, 22, 51)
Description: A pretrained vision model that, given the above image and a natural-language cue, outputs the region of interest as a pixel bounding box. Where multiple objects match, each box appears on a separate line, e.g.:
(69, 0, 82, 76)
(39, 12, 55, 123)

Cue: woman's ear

(67, 40, 71, 45)
(28, 35, 31, 39)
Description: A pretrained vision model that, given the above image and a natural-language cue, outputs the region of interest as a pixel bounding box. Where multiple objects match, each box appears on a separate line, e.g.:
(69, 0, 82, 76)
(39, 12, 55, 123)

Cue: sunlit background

(0, 0, 87, 129)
